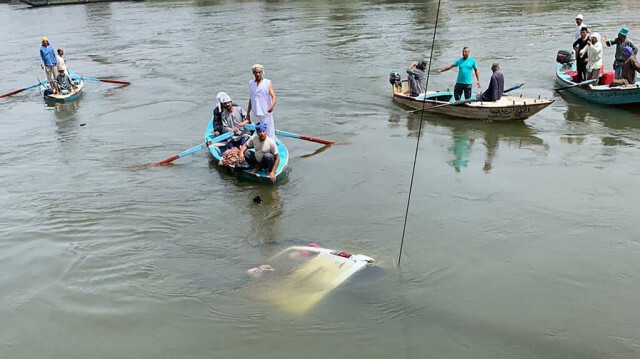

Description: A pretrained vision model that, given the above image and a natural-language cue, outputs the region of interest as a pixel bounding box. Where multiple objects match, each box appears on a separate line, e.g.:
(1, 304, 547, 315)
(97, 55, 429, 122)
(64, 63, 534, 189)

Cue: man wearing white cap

(246, 64, 277, 140)
(574, 14, 586, 42)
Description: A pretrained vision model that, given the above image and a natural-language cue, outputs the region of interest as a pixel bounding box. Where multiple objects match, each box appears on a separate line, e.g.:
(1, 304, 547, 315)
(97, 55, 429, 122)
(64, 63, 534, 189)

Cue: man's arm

(246, 99, 252, 122)
(437, 64, 454, 73)
(267, 82, 276, 113)
(474, 67, 481, 88)
(630, 40, 638, 55)
(270, 153, 280, 181)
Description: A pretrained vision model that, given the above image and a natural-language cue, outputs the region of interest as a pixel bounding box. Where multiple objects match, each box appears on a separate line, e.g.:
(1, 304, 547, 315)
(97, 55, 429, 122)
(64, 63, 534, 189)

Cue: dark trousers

(244, 150, 275, 171)
(576, 60, 587, 83)
(226, 134, 249, 149)
(454, 83, 472, 101)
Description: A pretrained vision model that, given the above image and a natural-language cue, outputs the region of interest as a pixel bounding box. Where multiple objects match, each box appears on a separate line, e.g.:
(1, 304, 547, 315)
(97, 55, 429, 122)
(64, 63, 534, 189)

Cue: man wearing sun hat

(574, 14, 586, 42)
(39, 37, 58, 87)
(604, 27, 638, 79)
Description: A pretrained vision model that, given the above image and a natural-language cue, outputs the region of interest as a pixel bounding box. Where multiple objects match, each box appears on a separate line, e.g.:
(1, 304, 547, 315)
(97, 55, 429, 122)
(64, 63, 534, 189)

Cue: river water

(2, 1, 640, 358)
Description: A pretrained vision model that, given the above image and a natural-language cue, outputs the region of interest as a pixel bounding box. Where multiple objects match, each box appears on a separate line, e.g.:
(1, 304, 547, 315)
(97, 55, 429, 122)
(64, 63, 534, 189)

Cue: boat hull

(393, 91, 553, 121)
(40, 78, 84, 103)
(21, 0, 138, 6)
(205, 119, 289, 183)
(555, 63, 640, 105)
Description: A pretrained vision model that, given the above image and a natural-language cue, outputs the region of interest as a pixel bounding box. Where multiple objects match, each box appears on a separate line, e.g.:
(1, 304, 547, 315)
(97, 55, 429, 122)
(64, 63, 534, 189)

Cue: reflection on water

(561, 97, 640, 147)
(403, 114, 545, 172)
(450, 131, 472, 172)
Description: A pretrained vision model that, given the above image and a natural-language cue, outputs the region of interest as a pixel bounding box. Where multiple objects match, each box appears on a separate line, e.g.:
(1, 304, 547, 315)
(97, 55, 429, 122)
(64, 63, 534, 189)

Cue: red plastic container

(599, 71, 614, 86)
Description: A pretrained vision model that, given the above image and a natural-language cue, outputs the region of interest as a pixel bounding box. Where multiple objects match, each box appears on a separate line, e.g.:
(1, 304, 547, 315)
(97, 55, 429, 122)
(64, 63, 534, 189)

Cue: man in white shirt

(574, 14, 586, 41)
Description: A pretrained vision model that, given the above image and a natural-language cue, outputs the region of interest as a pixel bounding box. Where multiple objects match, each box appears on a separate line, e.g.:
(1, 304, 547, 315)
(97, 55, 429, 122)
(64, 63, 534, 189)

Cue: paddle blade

(152, 142, 207, 167)
(152, 131, 234, 167)
(0, 88, 26, 98)
(504, 83, 524, 93)
(99, 78, 130, 85)
(0, 82, 42, 98)
(275, 129, 338, 145)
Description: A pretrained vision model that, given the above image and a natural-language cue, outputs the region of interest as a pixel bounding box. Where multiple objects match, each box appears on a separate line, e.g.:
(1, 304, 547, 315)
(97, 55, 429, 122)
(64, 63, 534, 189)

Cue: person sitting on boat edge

(476, 62, 504, 102)
(405, 59, 428, 97)
(437, 46, 481, 101)
(238, 122, 280, 182)
(603, 27, 638, 79)
(219, 93, 251, 149)
(39, 37, 58, 90)
(609, 46, 640, 87)
(580, 32, 603, 81)
(54, 68, 76, 95)
(573, 26, 591, 83)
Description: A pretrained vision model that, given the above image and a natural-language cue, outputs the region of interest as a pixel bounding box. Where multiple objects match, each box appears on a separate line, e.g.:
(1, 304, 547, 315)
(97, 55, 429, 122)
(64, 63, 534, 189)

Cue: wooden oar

(243, 123, 339, 145)
(504, 83, 524, 94)
(0, 82, 42, 98)
(68, 70, 130, 85)
(555, 79, 597, 91)
(409, 97, 475, 113)
(275, 129, 338, 145)
(152, 131, 233, 166)
(83, 76, 130, 85)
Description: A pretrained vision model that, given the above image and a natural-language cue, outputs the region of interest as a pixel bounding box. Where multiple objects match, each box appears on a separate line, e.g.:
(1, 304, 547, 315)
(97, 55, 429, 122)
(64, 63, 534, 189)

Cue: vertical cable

(398, 0, 442, 266)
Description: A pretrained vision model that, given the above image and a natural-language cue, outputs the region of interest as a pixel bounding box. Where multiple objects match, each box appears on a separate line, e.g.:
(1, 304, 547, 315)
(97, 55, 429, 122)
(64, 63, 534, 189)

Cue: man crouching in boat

(54, 68, 77, 95)
(405, 59, 427, 97)
(239, 122, 280, 182)
(476, 62, 504, 102)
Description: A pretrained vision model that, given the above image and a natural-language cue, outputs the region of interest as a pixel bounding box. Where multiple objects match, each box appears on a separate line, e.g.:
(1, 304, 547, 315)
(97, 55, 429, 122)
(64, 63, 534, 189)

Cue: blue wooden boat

(555, 63, 640, 105)
(205, 120, 289, 183)
(39, 74, 84, 103)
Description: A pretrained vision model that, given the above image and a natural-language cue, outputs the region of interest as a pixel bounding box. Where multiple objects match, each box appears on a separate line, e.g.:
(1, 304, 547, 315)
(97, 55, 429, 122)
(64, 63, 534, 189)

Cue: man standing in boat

(574, 14, 586, 42)
(573, 26, 591, 83)
(437, 47, 481, 101)
(39, 37, 58, 89)
(603, 27, 638, 79)
(476, 62, 504, 102)
(246, 64, 277, 140)
(405, 59, 428, 97)
(239, 122, 280, 182)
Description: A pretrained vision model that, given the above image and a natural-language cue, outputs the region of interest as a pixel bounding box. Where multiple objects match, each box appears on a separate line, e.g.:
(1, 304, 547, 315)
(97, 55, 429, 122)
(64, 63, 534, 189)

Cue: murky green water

(1, 1, 640, 358)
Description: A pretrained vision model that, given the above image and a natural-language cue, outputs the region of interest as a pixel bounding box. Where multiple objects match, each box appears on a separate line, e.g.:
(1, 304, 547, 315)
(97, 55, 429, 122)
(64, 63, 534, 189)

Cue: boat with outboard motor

(555, 50, 640, 105)
(389, 71, 553, 121)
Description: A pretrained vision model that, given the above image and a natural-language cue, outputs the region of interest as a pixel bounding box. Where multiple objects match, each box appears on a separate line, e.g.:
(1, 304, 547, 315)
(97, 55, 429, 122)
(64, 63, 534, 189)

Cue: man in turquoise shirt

(438, 47, 481, 101)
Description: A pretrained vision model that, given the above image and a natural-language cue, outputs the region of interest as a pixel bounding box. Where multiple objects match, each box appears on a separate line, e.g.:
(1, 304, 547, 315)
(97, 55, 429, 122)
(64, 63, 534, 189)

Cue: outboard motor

(389, 71, 401, 86)
(556, 50, 573, 64)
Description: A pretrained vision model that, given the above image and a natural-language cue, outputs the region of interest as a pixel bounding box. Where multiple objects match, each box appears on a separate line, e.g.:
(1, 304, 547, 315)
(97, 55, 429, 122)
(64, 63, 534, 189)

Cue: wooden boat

(555, 63, 640, 105)
(20, 0, 139, 6)
(39, 76, 84, 103)
(390, 73, 553, 121)
(205, 120, 289, 183)
(249, 245, 375, 314)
